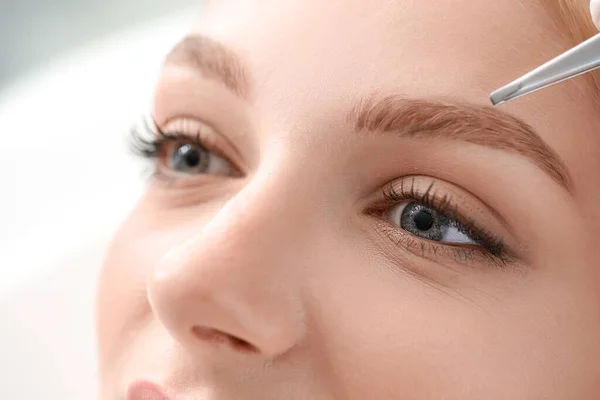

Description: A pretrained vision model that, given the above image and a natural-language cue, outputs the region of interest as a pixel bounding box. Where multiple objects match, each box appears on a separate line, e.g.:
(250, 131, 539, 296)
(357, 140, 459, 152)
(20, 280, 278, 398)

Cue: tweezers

(490, 32, 600, 106)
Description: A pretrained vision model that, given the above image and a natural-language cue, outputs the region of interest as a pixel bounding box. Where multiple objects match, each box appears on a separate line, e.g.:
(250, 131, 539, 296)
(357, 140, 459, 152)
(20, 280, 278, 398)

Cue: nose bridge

(205, 162, 315, 264)
(147, 168, 311, 359)
(214, 169, 310, 249)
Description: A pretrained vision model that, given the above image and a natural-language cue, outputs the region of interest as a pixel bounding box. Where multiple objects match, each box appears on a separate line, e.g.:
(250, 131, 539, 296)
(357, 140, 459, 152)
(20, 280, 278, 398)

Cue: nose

(146, 188, 307, 360)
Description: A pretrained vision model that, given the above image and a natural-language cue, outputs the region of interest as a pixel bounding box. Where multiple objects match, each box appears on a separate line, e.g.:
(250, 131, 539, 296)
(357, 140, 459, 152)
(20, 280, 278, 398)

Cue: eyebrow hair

(164, 35, 251, 100)
(349, 94, 572, 192)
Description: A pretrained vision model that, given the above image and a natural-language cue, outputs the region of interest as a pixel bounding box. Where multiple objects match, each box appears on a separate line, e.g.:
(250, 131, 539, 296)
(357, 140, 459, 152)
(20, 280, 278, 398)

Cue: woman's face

(97, 0, 600, 398)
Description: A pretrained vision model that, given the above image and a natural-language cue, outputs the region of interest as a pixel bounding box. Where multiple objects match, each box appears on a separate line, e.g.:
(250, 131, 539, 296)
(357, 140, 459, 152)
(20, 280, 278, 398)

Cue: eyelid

(161, 117, 246, 173)
(370, 218, 511, 270)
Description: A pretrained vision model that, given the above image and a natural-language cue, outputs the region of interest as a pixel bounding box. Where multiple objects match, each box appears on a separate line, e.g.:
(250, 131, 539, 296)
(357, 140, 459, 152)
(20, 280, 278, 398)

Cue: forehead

(192, 0, 564, 103)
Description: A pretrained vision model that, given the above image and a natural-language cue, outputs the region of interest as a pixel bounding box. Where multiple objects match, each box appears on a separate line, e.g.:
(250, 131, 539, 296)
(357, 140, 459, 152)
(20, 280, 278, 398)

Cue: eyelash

(376, 179, 512, 266)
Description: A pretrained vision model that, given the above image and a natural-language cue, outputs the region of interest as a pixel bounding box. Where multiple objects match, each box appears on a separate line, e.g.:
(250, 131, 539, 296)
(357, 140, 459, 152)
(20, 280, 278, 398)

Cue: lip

(127, 380, 173, 400)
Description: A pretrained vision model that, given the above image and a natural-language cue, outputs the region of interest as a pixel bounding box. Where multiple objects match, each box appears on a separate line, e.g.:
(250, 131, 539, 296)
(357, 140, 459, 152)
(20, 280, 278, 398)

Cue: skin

(97, 0, 600, 399)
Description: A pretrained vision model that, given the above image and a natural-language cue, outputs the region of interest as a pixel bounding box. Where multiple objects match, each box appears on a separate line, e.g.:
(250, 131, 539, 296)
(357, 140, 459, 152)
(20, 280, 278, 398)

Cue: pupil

(179, 145, 201, 167)
(413, 209, 434, 231)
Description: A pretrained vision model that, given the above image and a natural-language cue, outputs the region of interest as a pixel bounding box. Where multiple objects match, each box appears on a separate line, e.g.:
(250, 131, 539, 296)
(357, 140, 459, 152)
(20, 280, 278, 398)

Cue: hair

(552, 0, 600, 95)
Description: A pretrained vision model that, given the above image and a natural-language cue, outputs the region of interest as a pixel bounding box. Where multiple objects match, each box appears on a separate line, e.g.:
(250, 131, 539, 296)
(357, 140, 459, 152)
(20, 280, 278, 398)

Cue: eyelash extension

(381, 178, 512, 265)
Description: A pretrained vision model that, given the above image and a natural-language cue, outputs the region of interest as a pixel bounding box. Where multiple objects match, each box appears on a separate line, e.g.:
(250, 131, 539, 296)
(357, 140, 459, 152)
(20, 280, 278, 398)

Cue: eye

(129, 116, 242, 180)
(386, 202, 477, 245)
(369, 179, 513, 265)
(163, 141, 235, 176)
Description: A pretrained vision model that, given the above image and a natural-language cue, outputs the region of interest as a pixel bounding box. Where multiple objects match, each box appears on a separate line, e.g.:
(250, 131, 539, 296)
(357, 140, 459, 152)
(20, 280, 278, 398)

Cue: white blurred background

(0, 1, 203, 398)
(0, 0, 202, 89)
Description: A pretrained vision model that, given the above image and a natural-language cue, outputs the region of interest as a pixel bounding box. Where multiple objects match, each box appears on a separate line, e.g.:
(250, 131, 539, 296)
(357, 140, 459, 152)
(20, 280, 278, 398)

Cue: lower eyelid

(369, 215, 512, 268)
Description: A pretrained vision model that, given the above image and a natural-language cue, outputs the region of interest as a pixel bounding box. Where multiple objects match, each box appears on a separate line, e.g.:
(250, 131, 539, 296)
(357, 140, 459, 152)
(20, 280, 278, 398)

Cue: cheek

(96, 226, 152, 371)
(96, 207, 197, 370)
(304, 243, 469, 398)
(309, 242, 600, 397)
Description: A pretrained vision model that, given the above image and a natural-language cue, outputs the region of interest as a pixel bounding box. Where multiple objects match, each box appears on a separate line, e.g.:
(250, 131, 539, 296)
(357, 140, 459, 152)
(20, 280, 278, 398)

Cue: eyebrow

(164, 35, 251, 100)
(349, 94, 572, 192)
(163, 36, 572, 193)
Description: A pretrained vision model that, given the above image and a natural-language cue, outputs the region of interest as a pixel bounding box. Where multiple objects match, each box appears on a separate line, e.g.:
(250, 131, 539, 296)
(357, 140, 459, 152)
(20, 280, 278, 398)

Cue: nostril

(191, 326, 257, 353)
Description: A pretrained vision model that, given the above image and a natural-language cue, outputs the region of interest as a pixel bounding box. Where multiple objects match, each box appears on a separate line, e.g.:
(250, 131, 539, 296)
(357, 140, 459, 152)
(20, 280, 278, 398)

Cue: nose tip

(146, 181, 310, 362)
(146, 246, 304, 361)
